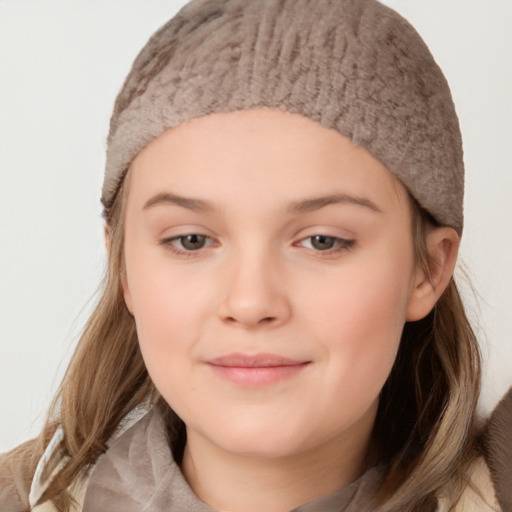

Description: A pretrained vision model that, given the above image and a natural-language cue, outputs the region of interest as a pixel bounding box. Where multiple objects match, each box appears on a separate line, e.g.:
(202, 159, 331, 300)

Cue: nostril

(217, 289, 291, 328)
(223, 315, 277, 328)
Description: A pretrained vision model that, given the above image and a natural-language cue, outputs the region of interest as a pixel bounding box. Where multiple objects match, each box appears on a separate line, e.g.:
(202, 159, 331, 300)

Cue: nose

(217, 248, 292, 329)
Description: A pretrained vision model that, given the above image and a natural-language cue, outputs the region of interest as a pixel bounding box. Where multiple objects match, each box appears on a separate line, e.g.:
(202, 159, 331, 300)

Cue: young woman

(1, 0, 508, 510)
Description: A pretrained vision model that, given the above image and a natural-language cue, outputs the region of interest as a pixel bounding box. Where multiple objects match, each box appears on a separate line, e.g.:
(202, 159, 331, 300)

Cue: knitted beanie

(102, 0, 464, 233)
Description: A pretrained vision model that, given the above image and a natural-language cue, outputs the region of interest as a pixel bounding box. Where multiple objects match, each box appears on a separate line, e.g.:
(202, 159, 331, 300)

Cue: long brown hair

(15, 172, 481, 511)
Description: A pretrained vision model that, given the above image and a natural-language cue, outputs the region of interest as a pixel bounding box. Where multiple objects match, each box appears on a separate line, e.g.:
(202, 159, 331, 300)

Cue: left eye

(299, 235, 354, 252)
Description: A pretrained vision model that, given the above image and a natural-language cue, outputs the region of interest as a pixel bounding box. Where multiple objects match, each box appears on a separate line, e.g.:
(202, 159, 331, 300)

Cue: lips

(205, 353, 311, 386)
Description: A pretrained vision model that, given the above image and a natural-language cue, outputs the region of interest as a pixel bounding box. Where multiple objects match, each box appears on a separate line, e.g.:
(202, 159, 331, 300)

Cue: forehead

(127, 108, 409, 215)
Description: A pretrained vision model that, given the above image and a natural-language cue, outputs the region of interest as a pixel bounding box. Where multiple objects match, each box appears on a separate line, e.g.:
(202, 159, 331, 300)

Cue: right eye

(161, 234, 215, 255)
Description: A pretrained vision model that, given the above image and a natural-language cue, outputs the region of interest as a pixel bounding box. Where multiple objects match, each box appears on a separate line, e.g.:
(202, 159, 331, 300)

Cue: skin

(120, 108, 459, 512)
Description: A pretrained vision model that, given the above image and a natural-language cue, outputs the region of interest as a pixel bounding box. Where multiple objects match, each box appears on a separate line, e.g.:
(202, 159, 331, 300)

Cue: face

(122, 109, 423, 461)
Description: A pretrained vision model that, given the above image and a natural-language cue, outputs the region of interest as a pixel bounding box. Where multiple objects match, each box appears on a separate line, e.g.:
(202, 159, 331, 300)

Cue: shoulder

(0, 439, 38, 512)
(484, 386, 512, 512)
(438, 457, 501, 512)
(443, 386, 512, 512)
(457, 457, 501, 512)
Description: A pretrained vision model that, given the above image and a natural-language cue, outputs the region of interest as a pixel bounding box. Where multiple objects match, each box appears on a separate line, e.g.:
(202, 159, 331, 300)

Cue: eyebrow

(143, 192, 212, 212)
(143, 191, 383, 215)
(286, 193, 383, 215)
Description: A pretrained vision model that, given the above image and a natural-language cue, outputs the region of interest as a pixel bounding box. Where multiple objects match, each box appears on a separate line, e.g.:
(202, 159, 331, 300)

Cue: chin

(217, 433, 307, 459)
(192, 415, 329, 460)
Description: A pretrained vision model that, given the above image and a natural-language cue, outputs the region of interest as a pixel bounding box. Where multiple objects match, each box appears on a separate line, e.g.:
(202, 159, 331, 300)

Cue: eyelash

(160, 234, 356, 258)
(297, 235, 356, 254)
(160, 234, 217, 259)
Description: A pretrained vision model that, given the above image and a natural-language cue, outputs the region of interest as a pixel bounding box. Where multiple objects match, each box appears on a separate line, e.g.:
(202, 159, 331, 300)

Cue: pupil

(183, 235, 205, 250)
(312, 235, 335, 250)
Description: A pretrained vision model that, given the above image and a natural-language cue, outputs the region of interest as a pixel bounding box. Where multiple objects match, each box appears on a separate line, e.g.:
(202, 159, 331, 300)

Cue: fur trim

(485, 387, 512, 512)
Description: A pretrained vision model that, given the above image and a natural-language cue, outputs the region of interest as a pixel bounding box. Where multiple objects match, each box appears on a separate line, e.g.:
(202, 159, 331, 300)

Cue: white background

(1, 0, 511, 452)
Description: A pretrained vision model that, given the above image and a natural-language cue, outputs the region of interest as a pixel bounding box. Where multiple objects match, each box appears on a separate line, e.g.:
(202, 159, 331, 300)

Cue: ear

(104, 224, 134, 314)
(406, 227, 460, 322)
(104, 225, 111, 252)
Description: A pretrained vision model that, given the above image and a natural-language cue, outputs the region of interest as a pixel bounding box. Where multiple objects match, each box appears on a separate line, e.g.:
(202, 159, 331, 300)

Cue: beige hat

(102, 0, 464, 233)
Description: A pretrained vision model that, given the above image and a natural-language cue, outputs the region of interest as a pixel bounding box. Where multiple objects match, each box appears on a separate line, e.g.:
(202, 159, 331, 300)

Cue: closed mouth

(205, 353, 311, 386)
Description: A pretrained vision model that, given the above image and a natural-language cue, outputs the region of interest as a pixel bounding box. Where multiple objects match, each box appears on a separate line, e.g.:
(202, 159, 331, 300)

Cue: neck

(181, 413, 377, 512)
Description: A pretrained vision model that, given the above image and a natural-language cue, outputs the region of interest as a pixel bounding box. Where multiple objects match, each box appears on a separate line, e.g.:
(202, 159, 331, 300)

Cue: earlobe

(123, 285, 134, 315)
(104, 224, 134, 314)
(120, 262, 134, 314)
(104, 225, 111, 252)
(121, 267, 134, 315)
(406, 227, 460, 322)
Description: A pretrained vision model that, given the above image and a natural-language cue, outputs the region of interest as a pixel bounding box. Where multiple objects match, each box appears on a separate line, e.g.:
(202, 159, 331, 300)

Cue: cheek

(301, 253, 414, 405)
(130, 282, 206, 412)
(123, 247, 214, 383)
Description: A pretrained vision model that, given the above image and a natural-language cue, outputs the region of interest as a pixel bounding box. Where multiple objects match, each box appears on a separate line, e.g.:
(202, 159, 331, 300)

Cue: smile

(205, 353, 311, 387)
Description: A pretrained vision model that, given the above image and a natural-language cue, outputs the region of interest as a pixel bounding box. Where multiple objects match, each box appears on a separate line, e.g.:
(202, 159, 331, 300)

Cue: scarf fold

(82, 408, 387, 512)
